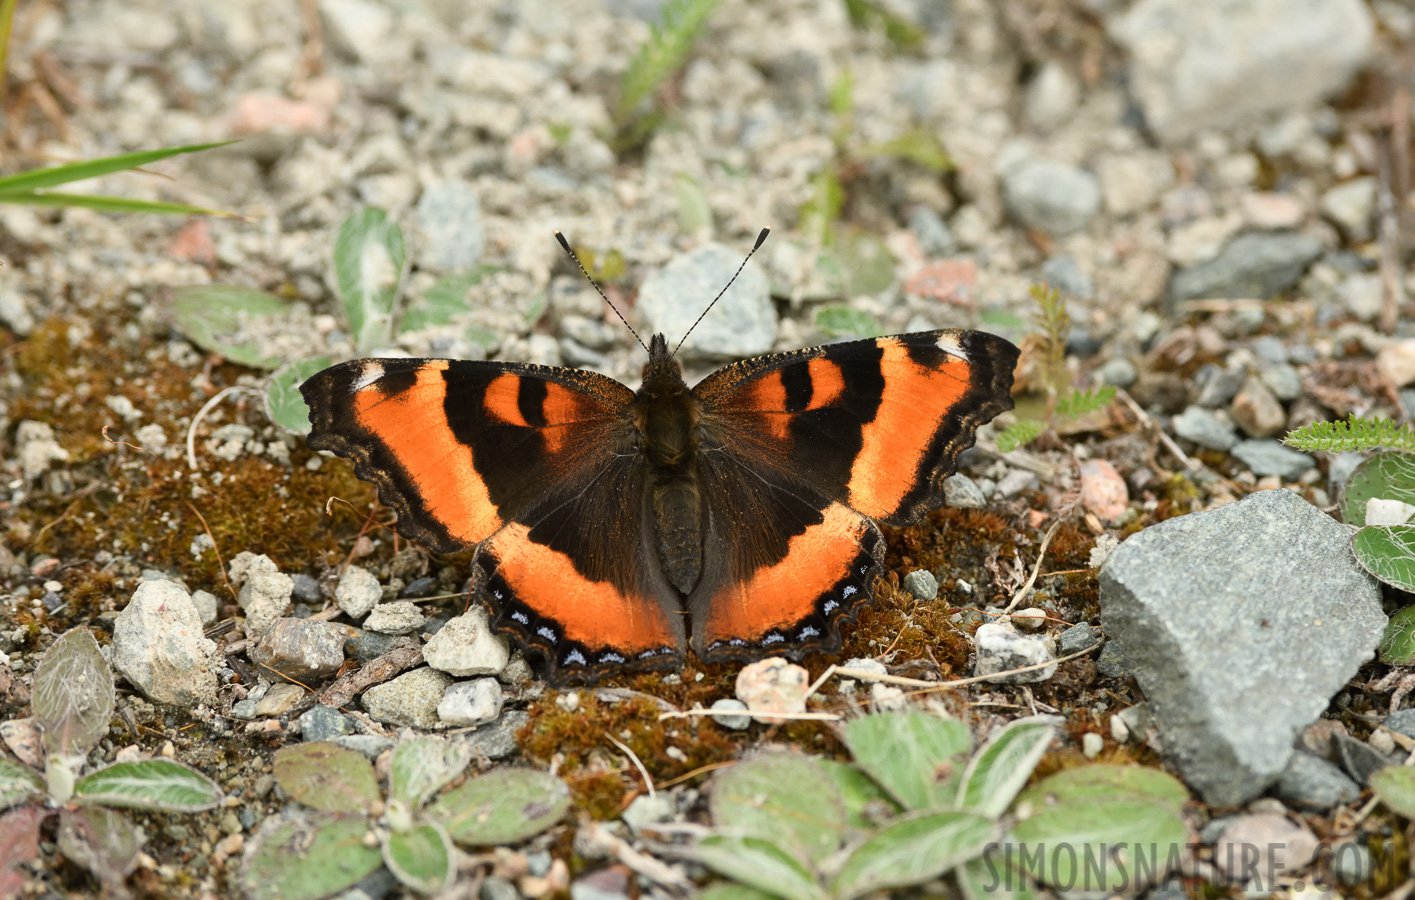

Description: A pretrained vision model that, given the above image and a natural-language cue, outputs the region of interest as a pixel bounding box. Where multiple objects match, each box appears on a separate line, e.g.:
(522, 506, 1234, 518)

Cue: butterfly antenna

(554, 231, 649, 354)
(671, 227, 771, 359)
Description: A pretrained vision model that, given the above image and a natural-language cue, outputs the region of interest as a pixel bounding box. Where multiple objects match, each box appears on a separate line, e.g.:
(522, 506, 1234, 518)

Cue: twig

(101, 424, 156, 457)
(658, 708, 842, 723)
(604, 733, 656, 800)
(1117, 388, 1196, 472)
(31, 498, 80, 551)
(581, 822, 692, 890)
(1003, 519, 1062, 614)
(185, 500, 235, 599)
(186, 385, 259, 470)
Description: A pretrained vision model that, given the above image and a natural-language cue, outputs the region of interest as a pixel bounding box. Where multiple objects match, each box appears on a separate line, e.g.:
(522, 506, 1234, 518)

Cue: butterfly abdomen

(653, 477, 704, 594)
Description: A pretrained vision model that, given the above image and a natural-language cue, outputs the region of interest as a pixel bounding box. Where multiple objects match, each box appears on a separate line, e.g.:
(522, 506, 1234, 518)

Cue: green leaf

(819, 759, 902, 833)
(675, 172, 714, 238)
(956, 855, 1038, 900)
(266, 356, 332, 434)
(1005, 798, 1189, 890)
(1378, 604, 1415, 665)
(57, 806, 140, 886)
(841, 711, 971, 811)
(709, 753, 847, 864)
(957, 717, 1056, 818)
(425, 768, 569, 845)
(615, 0, 721, 122)
(1341, 451, 1415, 526)
(73, 759, 223, 812)
(838, 230, 895, 297)
(698, 884, 784, 900)
(685, 836, 828, 900)
(815, 305, 881, 339)
(828, 69, 855, 118)
(169, 285, 292, 369)
(0, 141, 236, 193)
(1286, 416, 1415, 454)
(1055, 386, 1117, 419)
(382, 821, 455, 895)
(388, 738, 472, 811)
(1014, 764, 1188, 813)
(398, 267, 502, 334)
(1370, 765, 1415, 818)
(978, 309, 1028, 331)
(799, 171, 844, 247)
(832, 811, 995, 899)
(996, 420, 1044, 453)
(273, 743, 381, 814)
(32, 627, 114, 758)
(842, 0, 925, 50)
(858, 130, 953, 172)
(333, 208, 407, 355)
(0, 758, 44, 811)
(1355, 525, 1415, 595)
(0, 190, 235, 217)
(240, 812, 384, 900)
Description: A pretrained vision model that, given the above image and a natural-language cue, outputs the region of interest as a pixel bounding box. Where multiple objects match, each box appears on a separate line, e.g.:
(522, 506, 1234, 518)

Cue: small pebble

(973, 622, 1057, 684)
(362, 601, 426, 635)
(1081, 732, 1104, 758)
(901, 569, 939, 600)
(1011, 607, 1047, 631)
(300, 705, 353, 742)
(709, 698, 751, 730)
(437, 677, 504, 727)
(735, 658, 809, 723)
(1058, 622, 1100, 654)
(942, 473, 986, 509)
(1079, 459, 1128, 521)
(335, 565, 381, 619)
(423, 607, 511, 676)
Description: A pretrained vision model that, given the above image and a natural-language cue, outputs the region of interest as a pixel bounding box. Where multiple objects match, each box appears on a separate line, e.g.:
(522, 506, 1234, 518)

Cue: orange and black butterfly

(301, 229, 1018, 684)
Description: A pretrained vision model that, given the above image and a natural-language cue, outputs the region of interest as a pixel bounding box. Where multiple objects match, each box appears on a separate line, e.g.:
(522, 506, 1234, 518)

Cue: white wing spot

(823, 600, 839, 614)
(762, 633, 784, 645)
(600, 652, 626, 663)
(798, 626, 820, 638)
(511, 611, 529, 625)
(537, 626, 557, 643)
(935, 333, 968, 360)
(565, 650, 587, 665)
(842, 585, 858, 598)
(351, 362, 385, 392)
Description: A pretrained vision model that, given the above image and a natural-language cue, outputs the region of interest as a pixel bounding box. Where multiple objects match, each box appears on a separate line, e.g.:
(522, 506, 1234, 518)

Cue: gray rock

(112, 580, 220, 706)
(231, 699, 258, 720)
(1333, 732, 1395, 785)
(1099, 488, 1385, 805)
(996, 469, 1040, 499)
(1098, 358, 1138, 388)
(1252, 335, 1288, 364)
(1331, 839, 1373, 886)
(907, 206, 956, 257)
(1320, 177, 1377, 242)
(459, 709, 529, 759)
(1110, 0, 1374, 144)
(1171, 233, 1324, 302)
(481, 876, 521, 900)
(414, 181, 485, 273)
(344, 628, 402, 663)
(1172, 406, 1239, 451)
(620, 792, 674, 833)
(637, 243, 776, 357)
(0, 290, 35, 336)
(423, 607, 510, 676)
(1040, 256, 1095, 301)
(1059, 622, 1101, 654)
(300, 705, 353, 742)
(362, 601, 426, 635)
(331, 734, 396, 760)
(1339, 272, 1384, 321)
(1002, 159, 1101, 237)
(709, 698, 751, 731)
(902, 569, 939, 601)
(360, 667, 452, 729)
(973, 623, 1057, 684)
(437, 677, 503, 727)
(335, 565, 381, 620)
(318, 0, 394, 63)
(191, 589, 219, 627)
(1261, 363, 1303, 402)
(942, 473, 986, 509)
(1096, 641, 1130, 678)
(1192, 364, 1246, 408)
(1231, 440, 1315, 478)
(1383, 708, 1415, 739)
(290, 574, 322, 604)
(254, 683, 306, 716)
(1024, 61, 1081, 134)
(249, 618, 346, 680)
(1096, 152, 1176, 218)
(1231, 376, 1287, 438)
(1272, 751, 1361, 810)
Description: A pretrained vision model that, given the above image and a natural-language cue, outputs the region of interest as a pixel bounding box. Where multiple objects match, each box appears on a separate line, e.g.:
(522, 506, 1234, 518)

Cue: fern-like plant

(1283, 416, 1415, 453)
(613, 0, 720, 150)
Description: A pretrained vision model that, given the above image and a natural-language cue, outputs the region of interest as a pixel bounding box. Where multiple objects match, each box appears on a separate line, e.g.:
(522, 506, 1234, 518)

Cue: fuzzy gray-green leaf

(1341, 451, 1415, 526)
(1354, 525, 1415, 594)
(240, 812, 383, 900)
(0, 758, 44, 811)
(57, 806, 140, 886)
(1014, 764, 1188, 812)
(1378, 604, 1415, 666)
(1006, 798, 1188, 889)
(832, 810, 994, 899)
(1370, 765, 1415, 818)
(169, 285, 293, 369)
(33, 627, 114, 758)
(388, 738, 472, 810)
(272, 743, 380, 814)
(686, 836, 827, 900)
(383, 820, 455, 895)
(73, 759, 223, 812)
(334, 207, 407, 355)
(957, 717, 1056, 818)
(425, 768, 569, 845)
(266, 356, 332, 434)
(842, 711, 971, 811)
(709, 752, 847, 864)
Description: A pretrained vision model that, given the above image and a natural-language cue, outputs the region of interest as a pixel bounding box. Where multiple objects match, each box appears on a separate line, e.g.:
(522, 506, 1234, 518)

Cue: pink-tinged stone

(1213, 812, 1317, 880)
(1080, 459, 1128, 521)
(1377, 338, 1415, 389)
(168, 219, 216, 265)
(228, 93, 331, 135)
(735, 657, 810, 724)
(905, 259, 978, 306)
(1239, 192, 1306, 230)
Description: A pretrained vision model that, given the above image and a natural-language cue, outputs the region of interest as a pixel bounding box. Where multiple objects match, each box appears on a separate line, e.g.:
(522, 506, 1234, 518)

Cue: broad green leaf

(265, 356, 332, 434)
(814, 305, 881, 339)
(170, 285, 292, 369)
(1014, 764, 1188, 813)
(832, 811, 995, 900)
(698, 884, 782, 900)
(32, 627, 114, 758)
(958, 717, 1056, 818)
(57, 806, 140, 885)
(1342, 451, 1415, 526)
(1355, 525, 1415, 594)
(957, 855, 1038, 900)
(398, 269, 497, 334)
(686, 836, 827, 900)
(1006, 798, 1189, 890)
(333, 208, 407, 354)
(675, 172, 713, 238)
(388, 738, 472, 810)
(0, 141, 235, 192)
(0, 758, 44, 810)
(382, 820, 455, 895)
(240, 812, 383, 900)
(425, 768, 569, 845)
(1379, 605, 1415, 666)
(818, 759, 901, 833)
(842, 711, 971, 811)
(979, 309, 1028, 331)
(0, 190, 234, 217)
(709, 753, 847, 864)
(1370, 765, 1415, 818)
(273, 743, 380, 814)
(73, 759, 223, 812)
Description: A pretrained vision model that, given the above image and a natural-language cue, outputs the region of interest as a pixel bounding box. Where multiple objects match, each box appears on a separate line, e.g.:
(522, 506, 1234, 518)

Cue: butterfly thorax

(634, 333, 704, 594)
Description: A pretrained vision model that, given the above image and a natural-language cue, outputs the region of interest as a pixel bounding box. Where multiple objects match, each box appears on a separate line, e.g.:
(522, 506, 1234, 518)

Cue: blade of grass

(0, 141, 237, 193)
(0, 190, 238, 217)
(0, 0, 17, 107)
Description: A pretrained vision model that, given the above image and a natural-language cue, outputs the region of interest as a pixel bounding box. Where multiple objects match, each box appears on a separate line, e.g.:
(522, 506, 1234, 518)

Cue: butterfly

(300, 229, 1019, 684)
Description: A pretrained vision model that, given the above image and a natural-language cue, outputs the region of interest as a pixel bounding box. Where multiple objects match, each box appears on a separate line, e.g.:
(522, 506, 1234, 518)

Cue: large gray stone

(637, 243, 776, 357)
(1110, 0, 1374, 144)
(1170, 232, 1323, 303)
(1002, 159, 1101, 237)
(1099, 488, 1384, 806)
